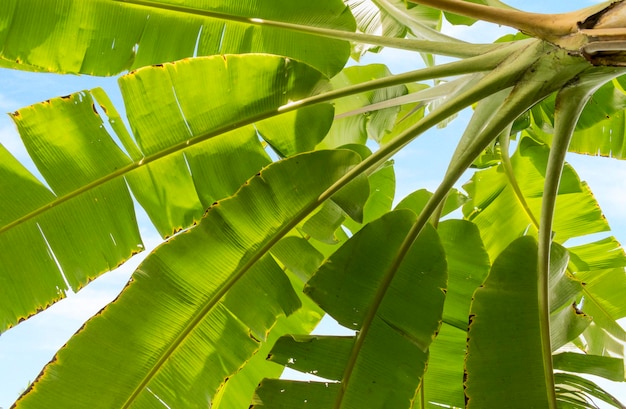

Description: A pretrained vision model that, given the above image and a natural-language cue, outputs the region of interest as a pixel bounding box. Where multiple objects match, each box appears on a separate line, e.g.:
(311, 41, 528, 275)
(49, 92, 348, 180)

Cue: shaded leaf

(267, 335, 354, 381)
(271, 236, 325, 281)
(253, 379, 341, 408)
(421, 219, 490, 409)
(465, 236, 553, 408)
(212, 272, 324, 409)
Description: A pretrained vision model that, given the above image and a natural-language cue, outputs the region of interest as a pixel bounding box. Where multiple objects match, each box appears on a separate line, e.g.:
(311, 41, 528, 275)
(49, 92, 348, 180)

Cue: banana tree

(1, 0, 626, 408)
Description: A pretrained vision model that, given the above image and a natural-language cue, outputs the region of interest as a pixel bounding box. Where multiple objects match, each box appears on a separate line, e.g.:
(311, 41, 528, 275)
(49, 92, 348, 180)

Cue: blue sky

(1, 1, 625, 407)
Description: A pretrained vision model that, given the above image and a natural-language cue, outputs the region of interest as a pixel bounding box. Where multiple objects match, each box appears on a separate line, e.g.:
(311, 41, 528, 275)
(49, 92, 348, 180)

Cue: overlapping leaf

(524, 77, 626, 159)
(555, 372, 626, 408)
(211, 271, 325, 409)
(463, 135, 610, 260)
(0, 54, 336, 332)
(418, 220, 490, 409)
(318, 64, 408, 148)
(253, 210, 447, 408)
(0, 0, 354, 77)
(13, 149, 363, 409)
(465, 236, 557, 408)
(345, 0, 444, 59)
(568, 235, 626, 353)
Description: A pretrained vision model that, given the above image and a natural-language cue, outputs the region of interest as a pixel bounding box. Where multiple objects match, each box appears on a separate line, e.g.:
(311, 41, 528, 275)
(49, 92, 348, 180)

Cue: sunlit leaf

(253, 210, 447, 408)
(0, 0, 354, 77)
(13, 149, 362, 408)
(465, 236, 559, 408)
(0, 54, 333, 331)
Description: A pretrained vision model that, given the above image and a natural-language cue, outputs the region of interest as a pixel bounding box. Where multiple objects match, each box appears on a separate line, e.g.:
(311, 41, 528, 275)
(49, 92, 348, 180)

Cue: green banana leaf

(341, 159, 396, 235)
(555, 372, 626, 409)
(419, 219, 490, 409)
(318, 64, 408, 148)
(553, 352, 625, 383)
(525, 77, 626, 159)
(463, 135, 610, 261)
(0, 54, 335, 332)
(463, 131, 626, 369)
(345, 0, 445, 61)
(0, 0, 354, 77)
(464, 236, 559, 408)
(252, 210, 447, 408)
(569, 237, 626, 354)
(211, 271, 325, 409)
(395, 187, 468, 218)
(12, 149, 363, 408)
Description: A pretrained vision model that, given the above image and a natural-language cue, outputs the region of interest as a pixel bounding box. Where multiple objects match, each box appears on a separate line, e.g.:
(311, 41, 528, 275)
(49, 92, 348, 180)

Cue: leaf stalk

(408, 0, 622, 46)
(537, 67, 626, 409)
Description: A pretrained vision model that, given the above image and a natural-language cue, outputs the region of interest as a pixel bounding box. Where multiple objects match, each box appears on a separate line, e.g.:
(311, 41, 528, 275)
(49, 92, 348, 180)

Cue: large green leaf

(119, 54, 335, 234)
(0, 0, 354, 77)
(0, 54, 334, 332)
(253, 210, 447, 408)
(464, 236, 556, 408)
(419, 220, 490, 409)
(13, 149, 362, 408)
(0, 95, 143, 331)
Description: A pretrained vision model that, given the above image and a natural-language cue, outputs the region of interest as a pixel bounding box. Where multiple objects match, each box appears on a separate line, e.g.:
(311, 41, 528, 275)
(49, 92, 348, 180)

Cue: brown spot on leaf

(249, 332, 261, 343)
(463, 369, 470, 405)
(572, 302, 585, 315)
